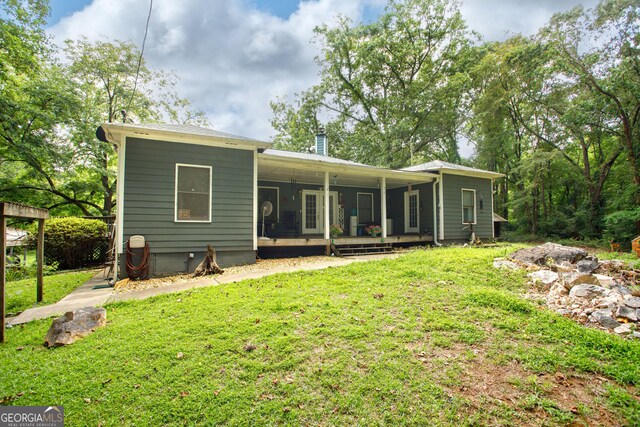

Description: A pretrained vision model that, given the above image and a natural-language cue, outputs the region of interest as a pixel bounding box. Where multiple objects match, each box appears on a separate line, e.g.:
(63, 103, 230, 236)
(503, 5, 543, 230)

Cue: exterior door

(302, 190, 337, 235)
(404, 190, 420, 233)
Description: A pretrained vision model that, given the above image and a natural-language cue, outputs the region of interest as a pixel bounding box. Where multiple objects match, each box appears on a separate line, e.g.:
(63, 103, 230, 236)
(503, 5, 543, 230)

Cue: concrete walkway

(6, 254, 398, 326)
(6, 271, 114, 326)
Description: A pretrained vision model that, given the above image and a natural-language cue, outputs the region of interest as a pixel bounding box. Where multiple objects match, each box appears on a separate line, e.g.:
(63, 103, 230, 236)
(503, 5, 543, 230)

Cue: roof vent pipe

(316, 126, 327, 156)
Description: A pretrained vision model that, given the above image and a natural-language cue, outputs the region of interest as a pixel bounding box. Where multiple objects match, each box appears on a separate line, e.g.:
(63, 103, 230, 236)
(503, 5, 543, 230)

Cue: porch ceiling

(258, 156, 437, 189)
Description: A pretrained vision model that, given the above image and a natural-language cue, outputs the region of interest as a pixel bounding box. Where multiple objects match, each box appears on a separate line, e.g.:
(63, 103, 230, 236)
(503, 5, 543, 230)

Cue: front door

(404, 190, 420, 233)
(302, 190, 338, 235)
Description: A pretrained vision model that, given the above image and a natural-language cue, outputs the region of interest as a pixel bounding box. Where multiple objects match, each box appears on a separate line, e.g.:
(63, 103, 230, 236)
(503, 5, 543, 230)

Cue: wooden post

(1, 215, 6, 343)
(37, 218, 44, 302)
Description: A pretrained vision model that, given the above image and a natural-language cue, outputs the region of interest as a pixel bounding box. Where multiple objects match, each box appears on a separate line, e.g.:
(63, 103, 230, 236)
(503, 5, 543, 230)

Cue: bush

(604, 208, 640, 251)
(41, 217, 108, 269)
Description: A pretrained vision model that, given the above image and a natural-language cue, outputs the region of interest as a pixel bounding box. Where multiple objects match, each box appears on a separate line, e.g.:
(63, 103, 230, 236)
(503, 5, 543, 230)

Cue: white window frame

(356, 192, 374, 224)
(404, 190, 420, 233)
(461, 188, 476, 225)
(174, 163, 212, 223)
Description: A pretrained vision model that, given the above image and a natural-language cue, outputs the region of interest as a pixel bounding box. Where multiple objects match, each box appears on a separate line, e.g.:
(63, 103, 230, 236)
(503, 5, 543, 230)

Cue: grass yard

(1, 246, 639, 426)
(5, 270, 97, 316)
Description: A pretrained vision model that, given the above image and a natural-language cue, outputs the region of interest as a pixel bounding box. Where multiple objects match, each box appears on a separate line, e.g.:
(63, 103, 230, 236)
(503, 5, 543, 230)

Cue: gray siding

(121, 137, 255, 274)
(441, 173, 493, 240)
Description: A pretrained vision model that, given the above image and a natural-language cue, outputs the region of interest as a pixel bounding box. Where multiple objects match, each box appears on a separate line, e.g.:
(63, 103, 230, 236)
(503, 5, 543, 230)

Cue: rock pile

(494, 243, 640, 338)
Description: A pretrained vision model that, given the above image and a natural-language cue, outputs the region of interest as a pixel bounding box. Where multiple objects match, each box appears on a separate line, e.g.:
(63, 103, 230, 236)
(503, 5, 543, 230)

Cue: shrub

(41, 217, 108, 269)
(604, 208, 640, 251)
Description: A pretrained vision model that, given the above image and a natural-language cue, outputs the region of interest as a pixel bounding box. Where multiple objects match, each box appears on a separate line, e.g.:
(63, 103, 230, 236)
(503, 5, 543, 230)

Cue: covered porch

(256, 150, 439, 249)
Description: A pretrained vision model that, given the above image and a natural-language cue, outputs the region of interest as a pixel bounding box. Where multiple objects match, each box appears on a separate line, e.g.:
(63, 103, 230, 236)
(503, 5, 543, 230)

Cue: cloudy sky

(48, 0, 598, 153)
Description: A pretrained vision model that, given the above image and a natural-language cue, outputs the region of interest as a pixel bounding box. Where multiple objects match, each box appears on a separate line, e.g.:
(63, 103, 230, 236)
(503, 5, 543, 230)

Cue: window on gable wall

(175, 164, 212, 222)
(462, 189, 475, 224)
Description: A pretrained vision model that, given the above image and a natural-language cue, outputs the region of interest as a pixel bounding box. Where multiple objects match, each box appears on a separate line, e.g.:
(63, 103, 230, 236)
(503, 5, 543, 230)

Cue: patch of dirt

(114, 256, 335, 293)
(409, 341, 627, 426)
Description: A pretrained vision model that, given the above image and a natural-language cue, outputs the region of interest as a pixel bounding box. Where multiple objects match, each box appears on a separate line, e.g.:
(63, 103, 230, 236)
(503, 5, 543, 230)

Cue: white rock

(493, 258, 520, 270)
(614, 323, 633, 335)
(528, 270, 559, 287)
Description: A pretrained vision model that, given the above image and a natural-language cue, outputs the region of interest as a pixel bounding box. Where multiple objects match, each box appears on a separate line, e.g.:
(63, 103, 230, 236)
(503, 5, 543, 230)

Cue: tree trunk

(193, 245, 224, 277)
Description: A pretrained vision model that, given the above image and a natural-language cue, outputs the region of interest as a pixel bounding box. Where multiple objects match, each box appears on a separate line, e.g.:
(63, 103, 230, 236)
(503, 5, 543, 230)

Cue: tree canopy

(0, 1, 207, 216)
(273, 0, 639, 242)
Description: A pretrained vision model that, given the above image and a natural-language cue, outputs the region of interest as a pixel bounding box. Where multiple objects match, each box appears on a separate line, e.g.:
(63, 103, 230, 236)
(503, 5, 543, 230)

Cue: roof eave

(98, 123, 272, 150)
(258, 152, 439, 181)
(437, 168, 504, 179)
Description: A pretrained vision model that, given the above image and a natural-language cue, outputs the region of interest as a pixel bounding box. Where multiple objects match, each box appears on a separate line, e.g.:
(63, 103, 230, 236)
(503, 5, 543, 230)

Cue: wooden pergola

(1, 202, 49, 343)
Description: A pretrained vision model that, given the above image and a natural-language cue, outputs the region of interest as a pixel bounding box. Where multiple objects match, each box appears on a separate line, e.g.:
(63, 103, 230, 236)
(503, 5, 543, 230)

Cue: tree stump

(193, 245, 224, 277)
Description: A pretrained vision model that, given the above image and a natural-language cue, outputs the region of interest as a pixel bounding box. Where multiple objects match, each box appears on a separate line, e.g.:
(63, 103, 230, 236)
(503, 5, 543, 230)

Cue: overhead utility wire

(124, 0, 153, 120)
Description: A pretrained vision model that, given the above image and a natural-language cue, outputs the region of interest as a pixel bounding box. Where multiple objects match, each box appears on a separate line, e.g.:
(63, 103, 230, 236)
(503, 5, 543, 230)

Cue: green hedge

(42, 217, 108, 269)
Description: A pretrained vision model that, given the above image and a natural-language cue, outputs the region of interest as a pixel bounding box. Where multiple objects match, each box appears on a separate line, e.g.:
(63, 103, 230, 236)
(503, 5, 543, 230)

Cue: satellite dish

(260, 201, 273, 238)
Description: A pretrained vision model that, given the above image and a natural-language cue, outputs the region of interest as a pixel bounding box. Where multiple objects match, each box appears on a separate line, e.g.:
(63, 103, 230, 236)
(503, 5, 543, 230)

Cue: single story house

(96, 123, 503, 277)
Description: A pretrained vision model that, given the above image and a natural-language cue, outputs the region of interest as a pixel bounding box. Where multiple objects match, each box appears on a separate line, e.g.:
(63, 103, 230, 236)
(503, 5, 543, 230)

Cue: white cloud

(50, 0, 598, 151)
(49, 0, 370, 141)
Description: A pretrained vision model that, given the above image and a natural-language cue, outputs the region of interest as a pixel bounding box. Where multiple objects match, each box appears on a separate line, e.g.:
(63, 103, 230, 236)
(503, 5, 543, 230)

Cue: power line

(125, 0, 153, 120)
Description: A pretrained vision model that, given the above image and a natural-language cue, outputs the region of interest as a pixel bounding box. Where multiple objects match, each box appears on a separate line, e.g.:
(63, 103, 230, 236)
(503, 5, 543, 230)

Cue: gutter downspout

(432, 177, 442, 246)
(439, 172, 445, 241)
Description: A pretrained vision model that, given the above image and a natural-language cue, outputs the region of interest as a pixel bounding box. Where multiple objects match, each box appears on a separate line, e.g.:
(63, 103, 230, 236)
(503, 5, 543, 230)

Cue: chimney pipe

(315, 126, 327, 156)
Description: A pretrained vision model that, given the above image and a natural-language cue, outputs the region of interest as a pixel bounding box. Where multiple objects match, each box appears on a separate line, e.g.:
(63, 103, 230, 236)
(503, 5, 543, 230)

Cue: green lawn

(5, 270, 97, 315)
(1, 246, 639, 426)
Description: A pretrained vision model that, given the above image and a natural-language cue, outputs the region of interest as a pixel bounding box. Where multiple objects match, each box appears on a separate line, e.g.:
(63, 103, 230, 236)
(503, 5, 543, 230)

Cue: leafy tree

(0, 9, 208, 216)
(540, 0, 640, 222)
(272, 0, 472, 167)
(61, 38, 209, 215)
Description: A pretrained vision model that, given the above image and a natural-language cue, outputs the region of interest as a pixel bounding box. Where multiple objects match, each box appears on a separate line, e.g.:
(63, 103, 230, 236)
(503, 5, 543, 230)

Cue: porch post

(324, 172, 330, 240)
(381, 177, 387, 238)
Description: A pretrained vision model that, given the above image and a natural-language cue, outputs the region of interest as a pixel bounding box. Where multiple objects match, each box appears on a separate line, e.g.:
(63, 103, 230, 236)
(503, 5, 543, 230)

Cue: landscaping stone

(527, 270, 559, 287)
(593, 274, 615, 288)
(492, 258, 520, 270)
(570, 284, 608, 299)
(510, 242, 588, 265)
(560, 272, 598, 289)
(614, 323, 633, 335)
(576, 257, 599, 274)
(495, 245, 639, 338)
(44, 307, 107, 347)
(615, 305, 638, 322)
(624, 297, 640, 309)
(590, 310, 621, 329)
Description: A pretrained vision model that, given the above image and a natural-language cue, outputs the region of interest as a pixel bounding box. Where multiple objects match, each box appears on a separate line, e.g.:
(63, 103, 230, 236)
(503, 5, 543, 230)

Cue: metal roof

(402, 160, 504, 178)
(261, 149, 375, 168)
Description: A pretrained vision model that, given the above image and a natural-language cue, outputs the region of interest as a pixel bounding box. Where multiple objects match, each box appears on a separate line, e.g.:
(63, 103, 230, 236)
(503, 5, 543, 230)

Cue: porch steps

(333, 242, 394, 257)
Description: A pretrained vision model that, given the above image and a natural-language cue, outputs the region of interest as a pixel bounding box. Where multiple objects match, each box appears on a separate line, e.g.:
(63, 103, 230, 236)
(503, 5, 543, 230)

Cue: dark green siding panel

(387, 183, 434, 235)
(257, 181, 384, 235)
(256, 180, 434, 236)
(441, 174, 493, 240)
(123, 137, 255, 254)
